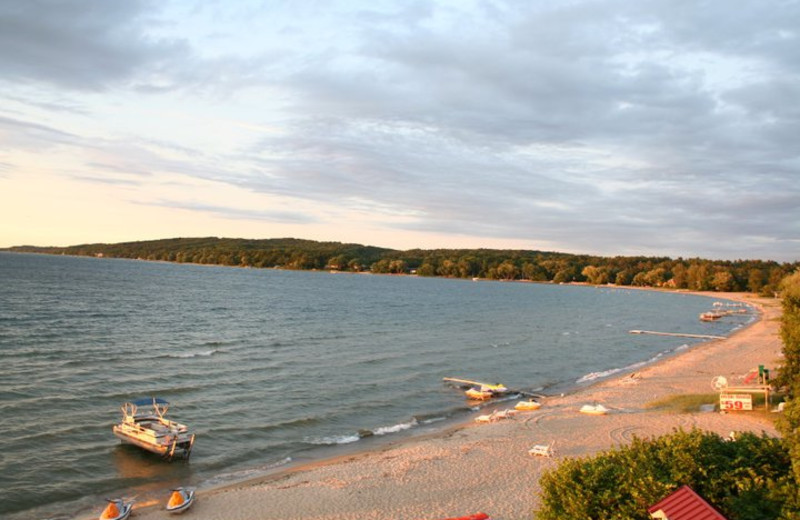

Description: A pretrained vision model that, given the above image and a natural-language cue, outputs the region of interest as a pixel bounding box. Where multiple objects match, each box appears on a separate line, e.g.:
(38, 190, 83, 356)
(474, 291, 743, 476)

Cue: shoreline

(112, 291, 783, 520)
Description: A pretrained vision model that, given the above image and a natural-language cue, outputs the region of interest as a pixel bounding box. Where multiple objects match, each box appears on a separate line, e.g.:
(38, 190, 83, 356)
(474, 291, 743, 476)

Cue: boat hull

(112, 426, 194, 459)
(100, 501, 132, 520)
(166, 489, 195, 514)
(465, 388, 494, 400)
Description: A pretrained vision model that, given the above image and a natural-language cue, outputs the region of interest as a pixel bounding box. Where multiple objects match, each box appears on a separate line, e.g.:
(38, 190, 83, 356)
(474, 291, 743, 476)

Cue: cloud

(144, 200, 320, 225)
(0, 0, 189, 91)
(0, 114, 80, 149)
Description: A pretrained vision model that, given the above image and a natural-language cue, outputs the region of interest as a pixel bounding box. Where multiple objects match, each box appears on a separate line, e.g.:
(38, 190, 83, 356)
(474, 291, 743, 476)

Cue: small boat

(699, 311, 723, 322)
(438, 513, 491, 520)
(465, 387, 496, 400)
(112, 398, 195, 460)
(444, 378, 509, 400)
(99, 498, 133, 520)
(166, 487, 195, 514)
(579, 404, 609, 415)
(515, 399, 541, 411)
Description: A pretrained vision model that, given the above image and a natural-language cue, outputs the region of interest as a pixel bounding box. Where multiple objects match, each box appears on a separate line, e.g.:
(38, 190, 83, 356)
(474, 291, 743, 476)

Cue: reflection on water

(111, 446, 175, 480)
(111, 445, 194, 499)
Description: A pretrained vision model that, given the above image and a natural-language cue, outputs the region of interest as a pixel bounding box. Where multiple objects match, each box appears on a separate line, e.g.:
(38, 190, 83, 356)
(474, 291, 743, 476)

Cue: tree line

(6, 237, 797, 294)
(777, 271, 800, 490)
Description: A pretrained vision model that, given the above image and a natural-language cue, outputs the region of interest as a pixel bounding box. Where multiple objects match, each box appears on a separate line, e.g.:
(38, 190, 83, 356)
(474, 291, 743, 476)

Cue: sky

(1, 1, 798, 261)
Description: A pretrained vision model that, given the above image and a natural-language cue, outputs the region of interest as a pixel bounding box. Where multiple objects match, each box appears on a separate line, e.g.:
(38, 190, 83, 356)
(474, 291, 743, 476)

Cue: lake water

(0, 252, 751, 519)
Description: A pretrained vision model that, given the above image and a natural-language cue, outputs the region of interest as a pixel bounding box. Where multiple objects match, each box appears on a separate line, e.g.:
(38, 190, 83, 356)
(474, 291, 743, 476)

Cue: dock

(629, 330, 725, 340)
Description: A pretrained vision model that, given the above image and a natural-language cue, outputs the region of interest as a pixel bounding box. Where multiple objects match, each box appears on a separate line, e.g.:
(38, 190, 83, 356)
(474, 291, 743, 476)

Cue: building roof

(648, 485, 728, 520)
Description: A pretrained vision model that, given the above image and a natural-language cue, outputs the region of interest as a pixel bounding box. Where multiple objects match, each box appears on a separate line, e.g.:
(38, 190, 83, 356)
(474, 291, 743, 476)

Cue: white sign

(720, 393, 753, 411)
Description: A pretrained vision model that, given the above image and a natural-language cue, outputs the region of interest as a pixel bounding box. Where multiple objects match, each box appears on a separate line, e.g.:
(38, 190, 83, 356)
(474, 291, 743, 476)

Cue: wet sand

(119, 292, 784, 520)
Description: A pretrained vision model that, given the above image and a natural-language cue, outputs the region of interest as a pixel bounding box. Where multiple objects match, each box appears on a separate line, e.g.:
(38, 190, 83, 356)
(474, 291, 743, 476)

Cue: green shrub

(536, 429, 797, 520)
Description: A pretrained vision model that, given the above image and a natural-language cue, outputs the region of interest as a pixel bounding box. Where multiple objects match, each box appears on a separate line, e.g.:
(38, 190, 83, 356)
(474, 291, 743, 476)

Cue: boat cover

(168, 491, 185, 508)
(131, 397, 169, 406)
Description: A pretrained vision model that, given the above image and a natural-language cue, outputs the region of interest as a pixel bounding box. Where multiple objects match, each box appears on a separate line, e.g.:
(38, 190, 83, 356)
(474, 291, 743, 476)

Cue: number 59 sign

(720, 393, 753, 411)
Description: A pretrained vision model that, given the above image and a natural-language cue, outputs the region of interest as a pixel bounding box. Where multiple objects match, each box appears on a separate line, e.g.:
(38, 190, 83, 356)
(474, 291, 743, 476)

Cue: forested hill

(5, 237, 798, 294)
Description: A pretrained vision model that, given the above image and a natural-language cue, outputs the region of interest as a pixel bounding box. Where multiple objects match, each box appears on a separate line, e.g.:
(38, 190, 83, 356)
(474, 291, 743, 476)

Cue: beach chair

(529, 440, 555, 457)
(493, 409, 517, 420)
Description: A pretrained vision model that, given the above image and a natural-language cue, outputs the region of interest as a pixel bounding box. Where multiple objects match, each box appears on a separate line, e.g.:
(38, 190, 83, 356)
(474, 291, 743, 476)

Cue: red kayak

(436, 514, 490, 520)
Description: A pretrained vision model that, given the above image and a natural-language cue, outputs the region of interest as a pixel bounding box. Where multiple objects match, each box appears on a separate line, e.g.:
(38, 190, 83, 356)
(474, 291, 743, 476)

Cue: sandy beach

(124, 292, 783, 520)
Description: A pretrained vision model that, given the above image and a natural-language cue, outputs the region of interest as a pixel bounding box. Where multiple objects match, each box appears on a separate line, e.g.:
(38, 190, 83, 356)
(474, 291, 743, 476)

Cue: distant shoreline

(2, 249, 777, 299)
(3, 241, 794, 297)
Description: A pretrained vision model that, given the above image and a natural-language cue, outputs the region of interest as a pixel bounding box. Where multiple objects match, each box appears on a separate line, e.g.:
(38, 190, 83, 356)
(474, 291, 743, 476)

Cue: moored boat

(166, 487, 195, 514)
(465, 387, 495, 400)
(112, 398, 195, 460)
(444, 377, 509, 400)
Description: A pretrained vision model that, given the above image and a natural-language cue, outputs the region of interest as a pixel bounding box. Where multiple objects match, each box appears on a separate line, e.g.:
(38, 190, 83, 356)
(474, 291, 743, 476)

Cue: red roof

(647, 485, 728, 520)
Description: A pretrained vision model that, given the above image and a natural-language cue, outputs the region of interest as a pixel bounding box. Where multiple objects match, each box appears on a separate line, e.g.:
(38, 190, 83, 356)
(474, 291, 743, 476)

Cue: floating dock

(629, 330, 725, 340)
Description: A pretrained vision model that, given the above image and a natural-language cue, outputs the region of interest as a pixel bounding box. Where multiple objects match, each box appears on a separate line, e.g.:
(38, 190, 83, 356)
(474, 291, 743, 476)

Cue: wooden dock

(629, 330, 725, 340)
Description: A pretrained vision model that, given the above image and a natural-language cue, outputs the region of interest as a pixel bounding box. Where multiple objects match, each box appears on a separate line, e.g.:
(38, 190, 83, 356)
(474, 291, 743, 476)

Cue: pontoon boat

(112, 398, 195, 460)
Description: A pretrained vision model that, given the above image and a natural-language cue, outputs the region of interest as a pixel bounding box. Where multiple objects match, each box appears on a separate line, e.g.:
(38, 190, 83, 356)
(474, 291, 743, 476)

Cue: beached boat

(514, 399, 542, 411)
(99, 498, 133, 520)
(579, 403, 609, 415)
(444, 377, 509, 400)
(112, 398, 195, 460)
(465, 387, 496, 400)
(166, 487, 195, 514)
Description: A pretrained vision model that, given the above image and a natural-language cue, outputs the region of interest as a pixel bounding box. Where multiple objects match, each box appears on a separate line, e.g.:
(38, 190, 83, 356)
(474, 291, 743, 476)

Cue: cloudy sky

(1, 1, 798, 261)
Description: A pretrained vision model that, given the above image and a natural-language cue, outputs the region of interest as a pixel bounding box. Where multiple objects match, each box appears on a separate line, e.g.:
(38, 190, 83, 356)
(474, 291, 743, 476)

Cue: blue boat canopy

(131, 397, 169, 406)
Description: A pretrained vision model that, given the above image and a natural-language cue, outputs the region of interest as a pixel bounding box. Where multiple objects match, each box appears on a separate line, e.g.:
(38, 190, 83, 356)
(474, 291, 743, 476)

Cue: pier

(629, 330, 725, 340)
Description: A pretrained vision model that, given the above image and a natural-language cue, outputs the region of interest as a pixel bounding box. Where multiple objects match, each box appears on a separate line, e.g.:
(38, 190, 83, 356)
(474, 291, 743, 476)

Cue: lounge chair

(529, 440, 555, 457)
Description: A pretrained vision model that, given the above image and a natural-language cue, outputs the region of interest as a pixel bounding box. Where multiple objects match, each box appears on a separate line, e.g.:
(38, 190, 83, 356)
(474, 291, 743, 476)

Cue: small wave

(412, 411, 450, 424)
(305, 418, 420, 446)
(305, 434, 360, 445)
(576, 344, 691, 384)
(419, 416, 446, 425)
(372, 418, 418, 436)
(164, 349, 222, 359)
(576, 358, 653, 384)
(203, 457, 293, 486)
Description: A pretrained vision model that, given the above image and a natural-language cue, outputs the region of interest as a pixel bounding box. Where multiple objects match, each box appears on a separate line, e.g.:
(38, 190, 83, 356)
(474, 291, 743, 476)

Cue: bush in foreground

(536, 429, 798, 520)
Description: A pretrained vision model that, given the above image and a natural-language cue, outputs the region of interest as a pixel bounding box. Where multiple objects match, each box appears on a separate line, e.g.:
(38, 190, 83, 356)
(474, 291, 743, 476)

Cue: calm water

(0, 252, 751, 519)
